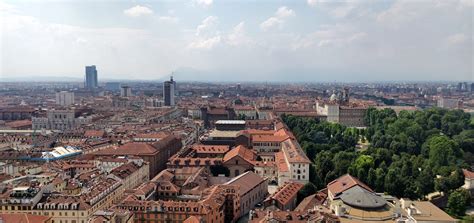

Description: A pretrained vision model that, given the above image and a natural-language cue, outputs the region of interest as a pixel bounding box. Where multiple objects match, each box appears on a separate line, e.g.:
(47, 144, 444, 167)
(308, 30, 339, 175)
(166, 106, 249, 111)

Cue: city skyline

(1, 0, 473, 82)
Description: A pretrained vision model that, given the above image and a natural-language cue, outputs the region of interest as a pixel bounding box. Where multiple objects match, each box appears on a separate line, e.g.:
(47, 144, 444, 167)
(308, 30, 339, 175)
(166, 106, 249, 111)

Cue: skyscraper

(85, 65, 98, 89)
(163, 76, 176, 106)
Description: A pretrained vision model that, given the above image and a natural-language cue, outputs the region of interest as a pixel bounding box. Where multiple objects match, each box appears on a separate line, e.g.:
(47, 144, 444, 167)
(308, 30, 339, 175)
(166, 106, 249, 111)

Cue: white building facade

(55, 91, 75, 106)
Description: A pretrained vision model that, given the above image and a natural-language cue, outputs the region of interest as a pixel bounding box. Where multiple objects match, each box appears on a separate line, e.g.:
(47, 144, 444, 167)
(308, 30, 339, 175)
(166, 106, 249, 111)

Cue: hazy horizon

(1, 0, 473, 82)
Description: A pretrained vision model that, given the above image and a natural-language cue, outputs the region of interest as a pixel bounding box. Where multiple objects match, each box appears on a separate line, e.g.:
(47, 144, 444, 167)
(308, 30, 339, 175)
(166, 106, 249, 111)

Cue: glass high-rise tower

(85, 65, 98, 89)
(163, 76, 176, 106)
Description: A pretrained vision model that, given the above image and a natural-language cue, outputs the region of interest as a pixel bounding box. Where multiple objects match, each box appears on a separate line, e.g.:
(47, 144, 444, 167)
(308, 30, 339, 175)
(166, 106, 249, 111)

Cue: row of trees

(283, 107, 472, 201)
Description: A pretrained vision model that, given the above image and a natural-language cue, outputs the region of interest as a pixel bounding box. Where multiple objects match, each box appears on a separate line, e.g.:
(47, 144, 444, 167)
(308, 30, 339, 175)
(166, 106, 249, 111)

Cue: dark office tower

(85, 65, 98, 89)
(163, 76, 176, 106)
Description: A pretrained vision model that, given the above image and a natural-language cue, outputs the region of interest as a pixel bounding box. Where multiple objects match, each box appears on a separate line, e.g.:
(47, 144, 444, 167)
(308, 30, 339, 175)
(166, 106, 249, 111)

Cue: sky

(0, 0, 472, 82)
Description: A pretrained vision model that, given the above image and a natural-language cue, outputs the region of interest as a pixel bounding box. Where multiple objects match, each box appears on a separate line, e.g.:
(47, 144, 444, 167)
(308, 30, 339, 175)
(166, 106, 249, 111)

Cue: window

(235, 170, 239, 176)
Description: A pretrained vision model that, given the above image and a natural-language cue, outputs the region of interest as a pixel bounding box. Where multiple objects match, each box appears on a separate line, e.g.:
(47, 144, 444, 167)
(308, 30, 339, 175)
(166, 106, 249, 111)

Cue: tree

(462, 215, 474, 223)
(414, 169, 434, 198)
(237, 114, 247, 120)
(446, 189, 470, 218)
(349, 155, 375, 182)
(384, 168, 404, 197)
(314, 151, 334, 186)
(374, 168, 386, 192)
(454, 130, 474, 154)
(233, 98, 243, 105)
(366, 168, 377, 189)
(282, 109, 472, 199)
(428, 114, 442, 129)
(424, 135, 461, 169)
(332, 151, 356, 177)
(310, 130, 328, 144)
(297, 183, 318, 203)
(435, 168, 465, 193)
(308, 164, 324, 189)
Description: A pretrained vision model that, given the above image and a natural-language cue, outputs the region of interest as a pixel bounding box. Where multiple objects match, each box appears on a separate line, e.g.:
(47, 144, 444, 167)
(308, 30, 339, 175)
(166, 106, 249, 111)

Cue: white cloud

(158, 16, 179, 23)
(190, 21, 253, 50)
(260, 6, 295, 31)
(376, 1, 415, 25)
(447, 33, 468, 45)
(194, 0, 213, 8)
(227, 22, 252, 46)
(330, 4, 355, 18)
(0, 12, 186, 78)
(291, 24, 367, 49)
(75, 37, 87, 44)
(189, 16, 221, 50)
(459, 0, 474, 7)
(188, 20, 256, 51)
(123, 5, 153, 17)
(1, 0, 472, 81)
(189, 36, 221, 49)
(260, 17, 281, 31)
(309, 1, 369, 19)
(307, 0, 319, 7)
(196, 16, 218, 36)
(0, 1, 16, 12)
(276, 6, 295, 18)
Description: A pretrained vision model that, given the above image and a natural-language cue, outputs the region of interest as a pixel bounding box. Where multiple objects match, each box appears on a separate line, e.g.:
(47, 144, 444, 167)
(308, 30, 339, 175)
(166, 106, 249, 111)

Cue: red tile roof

(223, 145, 256, 164)
(295, 188, 328, 211)
(275, 128, 295, 139)
(241, 129, 276, 135)
(134, 132, 168, 139)
(224, 171, 266, 196)
(281, 139, 311, 164)
(270, 182, 304, 207)
(94, 142, 158, 156)
(5, 120, 32, 128)
(184, 216, 202, 223)
(275, 151, 289, 172)
(84, 130, 105, 138)
(327, 174, 373, 197)
(192, 145, 229, 154)
(0, 213, 51, 223)
(252, 134, 289, 143)
(463, 169, 474, 179)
